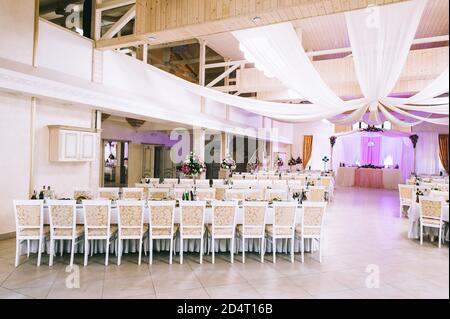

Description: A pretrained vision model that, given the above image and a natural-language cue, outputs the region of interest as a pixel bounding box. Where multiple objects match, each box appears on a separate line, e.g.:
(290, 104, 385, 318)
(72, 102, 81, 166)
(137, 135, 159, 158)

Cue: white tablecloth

(382, 169, 403, 190)
(21, 205, 318, 256)
(407, 202, 449, 241)
(336, 167, 356, 187)
(336, 167, 402, 189)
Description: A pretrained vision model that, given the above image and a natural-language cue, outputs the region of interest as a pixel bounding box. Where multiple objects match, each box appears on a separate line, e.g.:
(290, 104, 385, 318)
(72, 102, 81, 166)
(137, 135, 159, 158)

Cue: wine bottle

(39, 186, 45, 200)
(31, 190, 37, 200)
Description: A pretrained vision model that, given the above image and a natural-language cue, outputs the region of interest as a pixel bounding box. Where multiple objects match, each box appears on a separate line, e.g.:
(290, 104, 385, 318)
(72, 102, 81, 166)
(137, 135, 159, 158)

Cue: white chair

(122, 188, 144, 200)
(398, 184, 414, 218)
(82, 200, 117, 266)
(179, 201, 206, 264)
(116, 200, 147, 265)
(47, 200, 83, 267)
(148, 201, 177, 264)
(97, 187, 119, 200)
(272, 180, 288, 189)
(306, 186, 326, 202)
(319, 177, 334, 201)
(265, 188, 288, 201)
(156, 184, 173, 189)
(196, 188, 216, 201)
(147, 188, 171, 200)
(237, 201, 268, 263)
(419, 196, 446, 248)
(266, 201, 297, 263)
(288, 180, 304, 189)
(208, 201, 238, 264)
(214, 186, 227, 201)
(13, 200, 48, 267)
(244, 188, 265, 201)
(172, 187, 188, 200)
(194, 179, 210, 187)
(257, 179, 273, 189)
(295, 201, 327, 263)
(225, 189, 246, 200)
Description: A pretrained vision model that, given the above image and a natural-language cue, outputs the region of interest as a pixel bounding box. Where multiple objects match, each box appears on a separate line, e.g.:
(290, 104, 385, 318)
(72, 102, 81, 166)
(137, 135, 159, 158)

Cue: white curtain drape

(415, 132, 440, 175)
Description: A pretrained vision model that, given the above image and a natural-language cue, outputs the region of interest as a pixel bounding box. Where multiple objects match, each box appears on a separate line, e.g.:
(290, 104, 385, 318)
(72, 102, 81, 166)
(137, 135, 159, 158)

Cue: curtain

(415, 132, 440, 175)
(303, 135, 313, 169)
(439, 134, 449, 174)
(361, 136, 381, 165)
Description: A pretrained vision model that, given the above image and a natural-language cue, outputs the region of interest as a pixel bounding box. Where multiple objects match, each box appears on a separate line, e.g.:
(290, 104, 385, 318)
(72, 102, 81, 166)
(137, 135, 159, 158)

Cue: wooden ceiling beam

(101, 4, 136, 39)
(97, 0, 136, 12)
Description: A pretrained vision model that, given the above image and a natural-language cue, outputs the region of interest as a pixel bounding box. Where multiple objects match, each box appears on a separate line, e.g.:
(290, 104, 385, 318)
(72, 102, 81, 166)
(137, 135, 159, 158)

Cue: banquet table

(336, 167, 402, 189)
(355, 168, 383, 188)
(22, 204, 317, 256)
(407, 202, 449, 242)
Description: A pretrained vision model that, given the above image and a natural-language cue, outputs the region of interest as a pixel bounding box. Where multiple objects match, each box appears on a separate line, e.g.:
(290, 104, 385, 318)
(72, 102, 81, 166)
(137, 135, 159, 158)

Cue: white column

(193, 127, 206, 179)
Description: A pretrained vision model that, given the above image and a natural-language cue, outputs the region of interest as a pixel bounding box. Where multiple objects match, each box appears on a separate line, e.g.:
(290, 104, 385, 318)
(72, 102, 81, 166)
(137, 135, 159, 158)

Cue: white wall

(0, 0, 34, 65)
(33, 99, 95, 198)
(0, 91, 31, 234)
(37, 19, 93, 81)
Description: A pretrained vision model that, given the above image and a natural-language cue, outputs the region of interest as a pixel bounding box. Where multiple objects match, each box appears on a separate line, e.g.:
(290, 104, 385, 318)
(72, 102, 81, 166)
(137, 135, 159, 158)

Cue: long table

(336, 167, 402, 189)
(22, 205, 316, 256)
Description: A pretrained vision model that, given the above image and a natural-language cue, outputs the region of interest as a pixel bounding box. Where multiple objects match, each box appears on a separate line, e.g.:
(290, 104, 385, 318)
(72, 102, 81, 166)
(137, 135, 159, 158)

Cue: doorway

(103, 140, 129, 187)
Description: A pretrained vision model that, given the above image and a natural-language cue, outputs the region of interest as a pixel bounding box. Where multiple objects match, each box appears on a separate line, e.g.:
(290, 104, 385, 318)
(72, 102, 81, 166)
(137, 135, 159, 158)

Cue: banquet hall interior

(0, 0, 448, 300)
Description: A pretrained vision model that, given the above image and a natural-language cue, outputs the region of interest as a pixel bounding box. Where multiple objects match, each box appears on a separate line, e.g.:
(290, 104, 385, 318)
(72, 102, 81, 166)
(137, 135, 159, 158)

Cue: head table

(21, 203, 318, 258)
(336, 167, 402, 189)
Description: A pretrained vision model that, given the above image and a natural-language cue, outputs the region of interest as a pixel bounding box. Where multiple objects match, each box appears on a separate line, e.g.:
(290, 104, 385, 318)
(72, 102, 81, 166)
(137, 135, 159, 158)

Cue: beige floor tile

(288, 273, 352, 295)
(0, 287, 31, 299)
(47, 279, 104, 299)
(249, 277, 312, 299)
(157, 287, 210, 299)
(206, 283, 262, 299)
(102, 276, 155, 299)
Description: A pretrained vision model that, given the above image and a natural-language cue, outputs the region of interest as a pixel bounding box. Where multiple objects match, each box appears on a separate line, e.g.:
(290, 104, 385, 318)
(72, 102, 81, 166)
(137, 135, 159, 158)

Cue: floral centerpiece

(221, 155, 236, 173)
(322, 156, 330, 171)
(275, 157, 284, 170)
(247, 159, 259, 173)
(181, 151, 206, 179)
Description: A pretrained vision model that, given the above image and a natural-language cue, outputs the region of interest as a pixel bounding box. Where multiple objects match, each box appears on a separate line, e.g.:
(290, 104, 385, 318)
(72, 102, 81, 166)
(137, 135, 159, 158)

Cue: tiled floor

(0, 187, 448, 299)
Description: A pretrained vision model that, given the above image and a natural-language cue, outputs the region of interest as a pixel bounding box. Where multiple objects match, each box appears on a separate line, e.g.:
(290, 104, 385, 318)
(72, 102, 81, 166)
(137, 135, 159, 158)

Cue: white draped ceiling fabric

(230, 0, 449, 126)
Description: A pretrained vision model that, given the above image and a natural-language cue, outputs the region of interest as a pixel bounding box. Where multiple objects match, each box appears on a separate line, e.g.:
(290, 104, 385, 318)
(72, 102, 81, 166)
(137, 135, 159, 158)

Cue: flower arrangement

(276, 157, 284, 168)
(361, 126, 383, 132)
(181, 152, 206, 177)
(220, 155, 236, 172)
(247, 159, 259, 172)
(329, 136, 337, 147)
(288, 157, 297, 166)
(409, 134, 419, 149)
(359, 164, 384, 169)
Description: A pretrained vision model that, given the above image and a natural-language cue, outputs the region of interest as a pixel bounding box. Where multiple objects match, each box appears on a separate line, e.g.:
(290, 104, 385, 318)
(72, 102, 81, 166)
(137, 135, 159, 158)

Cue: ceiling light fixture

(252, 16, 262, 22)
(148, 36, 157, 41)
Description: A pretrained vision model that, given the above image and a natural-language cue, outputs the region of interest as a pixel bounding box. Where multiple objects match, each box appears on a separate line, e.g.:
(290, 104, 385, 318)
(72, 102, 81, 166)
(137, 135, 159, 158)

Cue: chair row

(75, 185, 331, 202)
(13, 200, 327, 267)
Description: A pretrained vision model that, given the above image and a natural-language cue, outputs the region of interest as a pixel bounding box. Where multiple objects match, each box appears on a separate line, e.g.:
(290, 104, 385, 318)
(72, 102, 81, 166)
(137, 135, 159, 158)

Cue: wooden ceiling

(131, 0, 412, 46)
(200, 0, 449, 61)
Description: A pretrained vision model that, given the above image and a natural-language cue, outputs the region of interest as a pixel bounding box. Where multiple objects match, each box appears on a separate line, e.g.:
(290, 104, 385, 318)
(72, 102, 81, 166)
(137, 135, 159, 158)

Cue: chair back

(242, 201, 267, 236)
(148, 201, 175, 237)
(173, 187, 187, 200)
(97, 187, 119, 200)
(13, 200, 44, 237)
(257, 179, 273, 189)
(82, 200, 111, 237)
(419, 196, 444, 221)
(288, 180, 304, 188)
(147, 188, 170, 200)
(214, 186, 227, 200)
(98, 188, 119, 200)
(179, 201, 206, 237)
(196, 188, 216, 200)
(272, 201, 297, 236)
(47, 200, 77, 237)
(225, 189, 246, 200)
(244, 188, 265, 201)
(302, 201, 327, 237)
(265, 188, 288, 201)
(307, 187, 326, 202)
(117, 200, 145, 237)
(211, 201, 238, 237)
(122, 188, 144, 200)
(398, 184, 414, 202)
